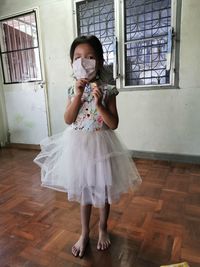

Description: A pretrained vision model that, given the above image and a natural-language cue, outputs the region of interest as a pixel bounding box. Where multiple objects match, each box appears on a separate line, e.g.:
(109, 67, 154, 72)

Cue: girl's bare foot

(72, 235, 89, 258)
(97, 228, 111, 250)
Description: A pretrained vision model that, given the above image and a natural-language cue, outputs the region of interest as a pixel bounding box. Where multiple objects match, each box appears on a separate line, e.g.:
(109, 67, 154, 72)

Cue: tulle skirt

(33, 128, 142, 207)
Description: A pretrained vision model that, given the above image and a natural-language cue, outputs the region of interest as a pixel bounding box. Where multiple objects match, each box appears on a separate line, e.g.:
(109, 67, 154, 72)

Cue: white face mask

(72, 58, 96, 80)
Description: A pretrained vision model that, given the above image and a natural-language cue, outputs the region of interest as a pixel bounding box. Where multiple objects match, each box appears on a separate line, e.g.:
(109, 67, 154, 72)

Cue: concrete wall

(0, 0, 199, 156)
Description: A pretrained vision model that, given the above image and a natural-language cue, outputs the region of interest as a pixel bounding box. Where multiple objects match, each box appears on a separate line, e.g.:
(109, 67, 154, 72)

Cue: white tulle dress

(33, 81, 142, 207)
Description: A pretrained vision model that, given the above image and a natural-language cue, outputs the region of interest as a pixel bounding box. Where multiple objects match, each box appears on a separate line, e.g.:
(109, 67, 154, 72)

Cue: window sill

(118, 84, 180, 92)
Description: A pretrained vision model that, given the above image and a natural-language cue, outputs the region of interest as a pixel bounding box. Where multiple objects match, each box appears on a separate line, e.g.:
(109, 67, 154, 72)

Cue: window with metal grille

(124, 0, 172, 86)
(74, 0, 180, 89)
(0, 11, 42, 84)
(75, 0, 115, 83)
(76, 0, 114, 64)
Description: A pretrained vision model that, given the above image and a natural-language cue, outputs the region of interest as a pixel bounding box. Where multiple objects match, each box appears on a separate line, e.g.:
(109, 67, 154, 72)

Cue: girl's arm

(64, 79, 88, 124)
(64, 94, 82, 124)
(93, 86, 119, 130)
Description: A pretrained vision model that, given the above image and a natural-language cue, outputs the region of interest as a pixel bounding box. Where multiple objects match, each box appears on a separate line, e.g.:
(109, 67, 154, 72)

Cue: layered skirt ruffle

(34, 128, 142, 207)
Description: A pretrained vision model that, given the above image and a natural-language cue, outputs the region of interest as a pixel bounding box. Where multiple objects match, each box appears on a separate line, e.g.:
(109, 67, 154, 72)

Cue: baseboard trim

(1, 143, 200, 164)
(6, 143, 40, 150)
(130, 150, 200, 164)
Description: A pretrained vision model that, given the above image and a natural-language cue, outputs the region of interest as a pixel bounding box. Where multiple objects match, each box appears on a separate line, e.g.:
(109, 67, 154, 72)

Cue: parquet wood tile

(0, 148, 200, 267)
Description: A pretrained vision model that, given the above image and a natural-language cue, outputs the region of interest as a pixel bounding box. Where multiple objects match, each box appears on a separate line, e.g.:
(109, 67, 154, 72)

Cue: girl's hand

(75, 79, 88, 96)
(92, 84, 103, 106)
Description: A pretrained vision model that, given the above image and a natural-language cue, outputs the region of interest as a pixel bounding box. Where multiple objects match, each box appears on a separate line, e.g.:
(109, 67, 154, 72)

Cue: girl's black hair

(70, 35, 104, 66)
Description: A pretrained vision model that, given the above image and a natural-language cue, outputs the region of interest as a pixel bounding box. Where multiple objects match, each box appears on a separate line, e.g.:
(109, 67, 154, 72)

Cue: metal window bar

(0, 11, 42, 84)
(76, 0, 115, 83)
(124, 0, 172, 86)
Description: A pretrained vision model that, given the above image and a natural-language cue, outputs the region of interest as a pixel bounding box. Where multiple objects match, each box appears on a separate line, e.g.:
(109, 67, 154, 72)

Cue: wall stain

(14, 114, 35, 128)
(14, 114, 24, 124)
(24, 121, 35, 128)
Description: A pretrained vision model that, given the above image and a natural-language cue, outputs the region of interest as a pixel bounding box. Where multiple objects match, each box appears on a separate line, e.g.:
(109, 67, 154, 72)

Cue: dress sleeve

(107, 85, 119, 96)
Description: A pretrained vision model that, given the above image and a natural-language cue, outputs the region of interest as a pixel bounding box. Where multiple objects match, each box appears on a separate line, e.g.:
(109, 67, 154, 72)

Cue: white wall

(0, 0, 199, 156)
(0, 67, 7, 145)
(0, 0, 74, 141)
(117, 0, 200, 156)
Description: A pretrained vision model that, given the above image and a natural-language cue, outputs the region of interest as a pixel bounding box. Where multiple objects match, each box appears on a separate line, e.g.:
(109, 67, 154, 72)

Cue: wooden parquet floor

(0, 148, 200, 267)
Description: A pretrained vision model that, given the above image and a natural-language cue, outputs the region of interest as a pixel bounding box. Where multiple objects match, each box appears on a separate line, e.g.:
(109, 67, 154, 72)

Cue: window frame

(0, 9, 43, 84)
(73, 0, 182, 91)
(118, 0, 181, 91)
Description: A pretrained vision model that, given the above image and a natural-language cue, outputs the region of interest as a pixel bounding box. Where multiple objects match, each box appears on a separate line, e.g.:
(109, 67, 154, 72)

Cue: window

(74, 0, 181, 90)
(75, 0, 115, 83)
(76, 0, 114, 64)
(124, 0, 171, 86)
(0, 11, 42, 84)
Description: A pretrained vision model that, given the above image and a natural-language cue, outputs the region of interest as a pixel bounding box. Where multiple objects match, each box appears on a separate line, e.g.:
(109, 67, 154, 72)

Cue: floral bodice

(67, 81, 119, 131)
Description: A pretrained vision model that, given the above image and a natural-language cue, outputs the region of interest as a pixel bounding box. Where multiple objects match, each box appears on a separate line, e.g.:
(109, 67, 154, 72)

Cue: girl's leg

(72, 204, 92, 257)
(97, 202, 111, 250)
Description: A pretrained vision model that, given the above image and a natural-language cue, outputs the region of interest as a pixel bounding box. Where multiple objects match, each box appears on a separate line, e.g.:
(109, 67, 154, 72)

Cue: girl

(34, 35, 142, 258)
